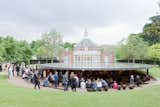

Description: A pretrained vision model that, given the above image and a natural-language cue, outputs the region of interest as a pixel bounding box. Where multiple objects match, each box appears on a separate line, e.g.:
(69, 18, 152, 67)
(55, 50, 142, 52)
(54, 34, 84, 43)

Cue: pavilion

(40, 30, 154, 82)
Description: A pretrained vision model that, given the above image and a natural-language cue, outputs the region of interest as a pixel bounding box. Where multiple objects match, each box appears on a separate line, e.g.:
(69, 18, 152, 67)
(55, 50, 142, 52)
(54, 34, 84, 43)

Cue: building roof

(75, 38, 97, 49)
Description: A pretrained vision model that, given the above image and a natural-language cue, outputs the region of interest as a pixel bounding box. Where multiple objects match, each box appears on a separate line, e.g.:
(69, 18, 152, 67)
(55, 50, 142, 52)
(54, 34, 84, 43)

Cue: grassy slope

(0, 73, 160, 107)
(149, 67, 160, 78)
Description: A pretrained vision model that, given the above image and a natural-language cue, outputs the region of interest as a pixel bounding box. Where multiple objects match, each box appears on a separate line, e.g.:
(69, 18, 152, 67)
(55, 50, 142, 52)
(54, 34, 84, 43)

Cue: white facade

(73, 50, 101, 64)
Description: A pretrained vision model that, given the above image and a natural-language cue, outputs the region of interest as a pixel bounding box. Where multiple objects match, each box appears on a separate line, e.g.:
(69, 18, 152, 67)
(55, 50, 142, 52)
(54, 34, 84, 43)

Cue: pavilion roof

(40, 63, 154, 71)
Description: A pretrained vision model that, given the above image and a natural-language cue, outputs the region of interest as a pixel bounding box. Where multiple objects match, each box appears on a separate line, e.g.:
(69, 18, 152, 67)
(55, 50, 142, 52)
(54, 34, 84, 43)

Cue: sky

(0, 0, 158, 45)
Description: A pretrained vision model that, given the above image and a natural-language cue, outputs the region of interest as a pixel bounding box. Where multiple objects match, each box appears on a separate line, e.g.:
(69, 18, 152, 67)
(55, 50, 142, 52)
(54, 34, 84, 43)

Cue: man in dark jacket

(70, 76, 77, 92)
(33, 72, 40, 89)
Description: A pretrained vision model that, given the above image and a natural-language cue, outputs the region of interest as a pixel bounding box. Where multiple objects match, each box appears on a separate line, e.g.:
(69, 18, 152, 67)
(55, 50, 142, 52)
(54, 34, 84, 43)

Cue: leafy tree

(3, 36, 18, 62)
(41, 30, 64, 58)
(149, 43, 160, 60)
(116, 34, 149, 62)
(0, 36, 33, 63)
(0, 37, 6, 62)
(30, 40, 44, 58)
(16, 41, 33, 62)
(63, 42, 76, 51)
(141, 15, 160, 45)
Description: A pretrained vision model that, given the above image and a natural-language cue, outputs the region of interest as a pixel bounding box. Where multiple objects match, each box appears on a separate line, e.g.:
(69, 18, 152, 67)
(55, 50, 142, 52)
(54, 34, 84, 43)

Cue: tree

(141, 15, 160, 45)
(116, 34, 149, 62)
(0, 37, 6, 62)
(0, 36, 33, 63)
(41, 30, 64, 58)
(16, 41, 33, 62)
(3, 36, 18, 62)
(63, 42, 76, 51)
(149, 43, 160, 60)
(30, 40, 44, 58)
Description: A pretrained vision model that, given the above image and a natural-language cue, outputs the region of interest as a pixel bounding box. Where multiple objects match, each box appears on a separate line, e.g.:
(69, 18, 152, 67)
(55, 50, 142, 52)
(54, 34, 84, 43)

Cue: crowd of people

(2, 63, 150, 92)
(42, 71, 148, 92)
(5, 63, 41, 89)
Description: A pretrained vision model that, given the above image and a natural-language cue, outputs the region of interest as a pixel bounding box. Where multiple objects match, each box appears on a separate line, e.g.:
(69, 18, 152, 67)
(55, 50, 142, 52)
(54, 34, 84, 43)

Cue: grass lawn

(149, 67, 160, 78)
(0, 70, 160, 107)
(139, 67, 160, 78)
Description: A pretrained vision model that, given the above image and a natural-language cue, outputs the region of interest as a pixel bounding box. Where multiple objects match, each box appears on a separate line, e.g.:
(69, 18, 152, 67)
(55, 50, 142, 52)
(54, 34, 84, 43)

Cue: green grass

(149, 67, 160, 78)
(1, 72, 160, 107)
(139, 67, 160, 78)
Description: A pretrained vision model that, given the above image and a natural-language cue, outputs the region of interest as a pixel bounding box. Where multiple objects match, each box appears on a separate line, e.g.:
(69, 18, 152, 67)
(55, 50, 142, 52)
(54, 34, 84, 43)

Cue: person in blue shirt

(53, 71, 59, 88)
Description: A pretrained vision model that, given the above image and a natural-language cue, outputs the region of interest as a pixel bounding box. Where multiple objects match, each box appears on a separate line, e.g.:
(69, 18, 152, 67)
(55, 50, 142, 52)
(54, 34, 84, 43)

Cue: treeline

(116, 15, 160, 63)
(0, 36, 32, 63)
(0, 29, 75, 63)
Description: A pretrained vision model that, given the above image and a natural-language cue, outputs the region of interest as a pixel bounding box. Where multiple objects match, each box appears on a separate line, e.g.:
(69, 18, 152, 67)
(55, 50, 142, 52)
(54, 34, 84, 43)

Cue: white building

(63, 30, 115, 64)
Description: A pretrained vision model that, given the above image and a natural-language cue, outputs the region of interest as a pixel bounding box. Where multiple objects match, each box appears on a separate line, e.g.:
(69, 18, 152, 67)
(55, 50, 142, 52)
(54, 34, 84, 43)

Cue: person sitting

(121, 83, 127, 90)
(86, 79, 92, 91)
(22, 73, 28, 79)
(96, 78, 102, 91)
(48, 73, 54, 87)
(43, 78, 49, 87)
(91, 79, 97, 91)
(80, 78, 86, 89)
(101, 79, 109, 91)
(113, 81, 118, 90)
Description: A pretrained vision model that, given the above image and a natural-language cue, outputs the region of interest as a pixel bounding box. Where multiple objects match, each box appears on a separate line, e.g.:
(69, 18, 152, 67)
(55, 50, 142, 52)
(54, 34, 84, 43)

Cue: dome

(75, 38, 97, 49)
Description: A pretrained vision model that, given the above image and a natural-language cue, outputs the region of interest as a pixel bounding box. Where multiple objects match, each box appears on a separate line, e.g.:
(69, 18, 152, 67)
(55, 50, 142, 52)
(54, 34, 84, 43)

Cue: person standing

(8, 65, 13, 79)
(129, 75, 135, 89)
(16, 64, 20, 77)
(0, 63, 2, 72)
(62, 72, 69, 91)
(130, 75, 135, 85)
(54, 71, 59, 88)
(135, 75, 141, 87)
(33, 72, 40, 89)
(70, 74, 77, 92)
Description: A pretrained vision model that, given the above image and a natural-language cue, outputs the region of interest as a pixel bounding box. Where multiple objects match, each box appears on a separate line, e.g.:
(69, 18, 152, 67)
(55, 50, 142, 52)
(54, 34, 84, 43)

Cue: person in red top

(113, 81, 118, 90)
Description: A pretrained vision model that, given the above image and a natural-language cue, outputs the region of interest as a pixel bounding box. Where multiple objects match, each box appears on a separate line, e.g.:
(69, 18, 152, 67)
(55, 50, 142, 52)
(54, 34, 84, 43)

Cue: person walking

(33, 72, 40, 89)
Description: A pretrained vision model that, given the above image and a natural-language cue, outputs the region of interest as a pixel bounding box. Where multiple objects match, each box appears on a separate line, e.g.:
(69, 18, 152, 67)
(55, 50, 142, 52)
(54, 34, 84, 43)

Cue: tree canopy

(116, 34, 149, 62)
(0, 36, 32, 63)
(149, 43, 160, 60)
(140, 15, 160, 45)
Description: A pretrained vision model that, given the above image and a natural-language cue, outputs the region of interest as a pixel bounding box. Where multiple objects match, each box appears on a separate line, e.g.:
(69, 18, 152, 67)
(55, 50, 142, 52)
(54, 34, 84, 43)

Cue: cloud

(0, 0, 158, 44)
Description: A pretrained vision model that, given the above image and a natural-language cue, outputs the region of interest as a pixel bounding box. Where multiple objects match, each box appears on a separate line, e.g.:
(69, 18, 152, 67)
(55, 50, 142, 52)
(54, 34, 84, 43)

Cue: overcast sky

(0, 0, 158, 45)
